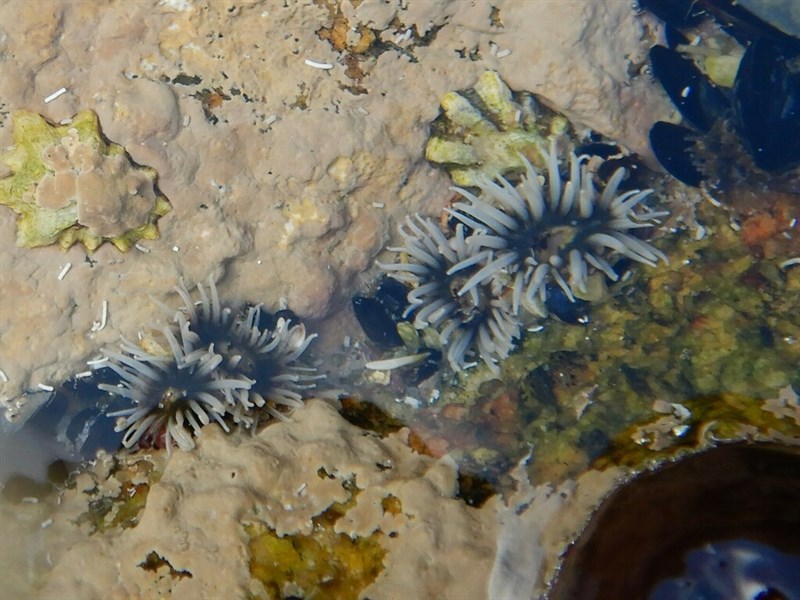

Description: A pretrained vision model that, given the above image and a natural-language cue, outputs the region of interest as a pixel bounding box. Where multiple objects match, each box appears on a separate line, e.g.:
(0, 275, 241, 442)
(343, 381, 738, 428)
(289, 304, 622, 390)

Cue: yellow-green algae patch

(0, 109, 171, 252)
(245, 484, 386, 600)
(425, 70, 570, 187)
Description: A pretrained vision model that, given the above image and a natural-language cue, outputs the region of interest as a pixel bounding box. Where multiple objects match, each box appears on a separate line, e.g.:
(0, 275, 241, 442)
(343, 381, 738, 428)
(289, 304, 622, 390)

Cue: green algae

(245, 491, 386, 600)
(0, 109, 171, 252)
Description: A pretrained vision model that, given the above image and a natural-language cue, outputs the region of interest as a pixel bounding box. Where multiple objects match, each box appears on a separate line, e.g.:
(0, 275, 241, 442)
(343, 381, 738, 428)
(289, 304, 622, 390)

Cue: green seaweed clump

(0, 109, 171, 252)
(245, 497, 386, 600)
(425, 70, 570, 187)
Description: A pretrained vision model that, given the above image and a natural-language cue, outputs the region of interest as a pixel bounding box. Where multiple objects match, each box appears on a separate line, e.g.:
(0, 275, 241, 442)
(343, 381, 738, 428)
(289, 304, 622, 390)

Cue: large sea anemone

(380, 215, 521, 373)
(97, 279, 321, 451)
(449, 140, 669, 317)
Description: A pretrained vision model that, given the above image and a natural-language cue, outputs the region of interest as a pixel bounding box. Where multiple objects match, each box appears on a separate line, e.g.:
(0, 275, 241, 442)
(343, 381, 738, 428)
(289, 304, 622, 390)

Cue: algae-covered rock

(425, 70, 570, 187)
(0, 109, 171, 252)
(245, 496, 387, 600)
(415, 195, 799, 485)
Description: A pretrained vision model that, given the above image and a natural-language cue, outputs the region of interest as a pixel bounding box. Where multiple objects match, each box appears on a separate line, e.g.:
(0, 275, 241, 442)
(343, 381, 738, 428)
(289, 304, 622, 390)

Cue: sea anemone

(224, 308, 322, 425)
(97, 279, 321, 451)
(372, 140, 668, 374)
(449, 140, 668, 317)
(173, 279, 322, 425)
(379, 215, 521, 373)
(99, 319, 251, 451)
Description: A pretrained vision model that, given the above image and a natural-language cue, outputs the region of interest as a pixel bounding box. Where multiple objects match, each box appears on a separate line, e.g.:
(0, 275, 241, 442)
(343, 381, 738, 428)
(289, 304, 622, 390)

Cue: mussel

(643, 0, 800, 187)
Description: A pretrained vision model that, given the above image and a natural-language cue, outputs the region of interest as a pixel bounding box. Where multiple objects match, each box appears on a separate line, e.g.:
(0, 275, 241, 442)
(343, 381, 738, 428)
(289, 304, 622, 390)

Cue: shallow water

(1, 1, 799, 599)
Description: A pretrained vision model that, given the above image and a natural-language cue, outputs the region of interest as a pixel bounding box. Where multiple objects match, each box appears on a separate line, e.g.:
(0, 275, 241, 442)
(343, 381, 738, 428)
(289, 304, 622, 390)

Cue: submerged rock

(0, 110, 171, 252)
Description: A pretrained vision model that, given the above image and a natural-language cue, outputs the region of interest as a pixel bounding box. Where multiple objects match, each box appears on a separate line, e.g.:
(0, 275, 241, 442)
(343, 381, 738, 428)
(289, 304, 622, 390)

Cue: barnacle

(0, 109, 171, 252)
(425, 70, 570, 187)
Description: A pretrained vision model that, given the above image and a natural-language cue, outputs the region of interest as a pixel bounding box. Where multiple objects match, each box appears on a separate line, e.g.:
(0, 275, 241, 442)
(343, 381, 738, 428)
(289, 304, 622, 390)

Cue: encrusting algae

(245, 486, 386, 600)
(425, 70, 571, 187)
(0, 109, 171, 252)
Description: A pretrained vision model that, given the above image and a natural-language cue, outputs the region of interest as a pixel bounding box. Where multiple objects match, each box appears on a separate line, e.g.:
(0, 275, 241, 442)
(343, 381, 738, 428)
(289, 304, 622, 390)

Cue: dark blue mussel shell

(411, 347, 442, 384)
(352, 278, 441, 381)
(649, 45, 729, 133)
(649, 122, 704, 186)
(352, 295, 404, 349)
(648, 42, 800, 185)
(644, 0, 800, 186)
(576, 141, 624, 159)
(545, 288, 591, 325)
(734, 37, 800, 171)
(352, 276, 411, 349)
(253, 305, 300, 331)
(375, 276, 411, 323)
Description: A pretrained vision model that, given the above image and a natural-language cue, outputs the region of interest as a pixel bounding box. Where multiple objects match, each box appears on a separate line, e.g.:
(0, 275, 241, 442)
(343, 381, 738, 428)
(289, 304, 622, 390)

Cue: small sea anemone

(97, 279, 321, 451)
(449, 140, 668, 317)
(223, 309, 322, 425)
(173, 279, 322, 424)
(100, 320, 251, 451)
(379, 215, 520, 372)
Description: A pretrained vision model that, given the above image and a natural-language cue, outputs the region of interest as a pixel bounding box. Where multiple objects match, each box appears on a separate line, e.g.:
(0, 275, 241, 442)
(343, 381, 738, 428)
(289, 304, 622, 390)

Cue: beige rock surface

(1, 399, 624, 599)
(1, 0, 671, 410)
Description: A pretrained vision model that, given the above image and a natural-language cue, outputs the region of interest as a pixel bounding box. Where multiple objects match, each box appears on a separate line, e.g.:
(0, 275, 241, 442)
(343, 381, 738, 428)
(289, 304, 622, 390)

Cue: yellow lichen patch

(0, 109, 171, 252)
(245, 501, 386, 600)
(425, 71, 571, 187)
